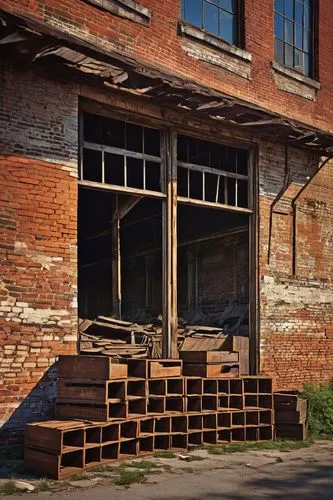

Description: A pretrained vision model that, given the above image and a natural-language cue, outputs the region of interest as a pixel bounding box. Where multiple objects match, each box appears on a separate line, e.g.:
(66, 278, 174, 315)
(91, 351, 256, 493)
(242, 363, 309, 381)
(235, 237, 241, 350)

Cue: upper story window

(181, 0, 241, 47)
(274, 0, 313, 77)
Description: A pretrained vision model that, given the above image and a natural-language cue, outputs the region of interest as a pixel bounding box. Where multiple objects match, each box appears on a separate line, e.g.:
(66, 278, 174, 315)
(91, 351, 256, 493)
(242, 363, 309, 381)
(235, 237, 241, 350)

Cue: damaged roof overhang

(1, 8, 333, 154)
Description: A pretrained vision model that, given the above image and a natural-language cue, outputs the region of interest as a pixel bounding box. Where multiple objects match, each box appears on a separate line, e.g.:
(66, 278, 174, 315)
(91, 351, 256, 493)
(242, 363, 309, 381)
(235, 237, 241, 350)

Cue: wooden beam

(112, 195, 142, 222)
(112, 196, 122, 318)
(162, 129, 178, 358)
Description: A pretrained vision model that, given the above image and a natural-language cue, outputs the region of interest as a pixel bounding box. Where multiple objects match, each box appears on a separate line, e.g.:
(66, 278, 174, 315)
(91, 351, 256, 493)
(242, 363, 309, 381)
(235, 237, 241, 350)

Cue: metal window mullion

(124, 155, 127, 187)
(177, 160, 248, 181)
(142, 127, 146, 189)
(202, 0, 204, 31)
(102, 148, 105, 184)
(202, 171, 205, 201)
(79, 113, 84, 181)
(216, 174, 220, 203)
(224, 175, 228, 205)
(83, 141, 161, 163)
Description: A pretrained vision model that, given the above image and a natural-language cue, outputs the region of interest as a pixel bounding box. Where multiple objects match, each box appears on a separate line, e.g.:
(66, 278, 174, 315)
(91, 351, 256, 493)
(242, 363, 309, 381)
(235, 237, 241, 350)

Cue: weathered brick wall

(0, 65, 78, 443)
(259, 142, 333, 390)
(0, 0, 333, 131)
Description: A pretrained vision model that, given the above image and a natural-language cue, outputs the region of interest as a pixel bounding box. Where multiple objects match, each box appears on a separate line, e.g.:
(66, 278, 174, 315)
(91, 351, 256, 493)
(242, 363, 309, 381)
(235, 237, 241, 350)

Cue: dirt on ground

(1, 441, 333, 499)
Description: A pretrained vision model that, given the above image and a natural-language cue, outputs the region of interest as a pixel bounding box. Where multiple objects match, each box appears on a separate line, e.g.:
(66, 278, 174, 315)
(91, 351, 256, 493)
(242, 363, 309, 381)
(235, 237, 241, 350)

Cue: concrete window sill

(84, 0, 151, 25)
(178, 21, 252, 63)
(272, 61, 320, 90)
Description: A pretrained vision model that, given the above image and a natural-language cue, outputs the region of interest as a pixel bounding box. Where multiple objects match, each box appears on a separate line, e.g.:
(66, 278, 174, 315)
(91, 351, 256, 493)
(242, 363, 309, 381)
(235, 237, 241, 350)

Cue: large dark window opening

(181, 0, 241, 46)
(78, 190, 163, 323)
(274, 0, 313, 77)
(78, 111, 254, 371)
(177, 206, 249, 334)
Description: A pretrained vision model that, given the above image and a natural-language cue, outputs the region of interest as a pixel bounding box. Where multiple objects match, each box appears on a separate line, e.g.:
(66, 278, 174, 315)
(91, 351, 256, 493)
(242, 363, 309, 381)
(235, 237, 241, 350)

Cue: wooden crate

(275, 422, 308, 441)
(180, 351, 239, 364)
(182, 363, 239, 378)
(55, 402, 128, 421)
(149, 359, 182, 378)
(25, 421, 86, 454)
(274, 393, 308, 412)
(57, 379, 126, 404)
(58, 356, 127, 380)
(275, 409, 307, 424)
(25, 447, 84, 480)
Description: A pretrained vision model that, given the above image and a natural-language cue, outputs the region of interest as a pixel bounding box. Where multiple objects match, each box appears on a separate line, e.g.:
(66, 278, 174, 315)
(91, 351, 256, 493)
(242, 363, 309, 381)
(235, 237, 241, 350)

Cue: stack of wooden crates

(24, 355, 276, 479)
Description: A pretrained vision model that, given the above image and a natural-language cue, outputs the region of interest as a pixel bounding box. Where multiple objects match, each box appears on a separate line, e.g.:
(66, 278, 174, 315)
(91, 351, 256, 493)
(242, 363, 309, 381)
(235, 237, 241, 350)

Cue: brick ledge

(84, 0, 151, 25)
(272, 61, 320, 90)
(178, 21, 252, 63)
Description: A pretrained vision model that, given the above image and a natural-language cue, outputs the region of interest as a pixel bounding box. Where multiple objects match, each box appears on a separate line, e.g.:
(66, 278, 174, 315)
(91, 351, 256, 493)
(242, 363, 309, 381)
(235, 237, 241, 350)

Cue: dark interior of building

(78, 189, 249, 334)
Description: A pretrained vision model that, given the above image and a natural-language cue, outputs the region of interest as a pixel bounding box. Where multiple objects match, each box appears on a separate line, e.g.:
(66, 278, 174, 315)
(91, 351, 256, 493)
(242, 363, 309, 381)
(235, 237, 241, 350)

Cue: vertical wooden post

(112, 195, 122, 318)
(162, 129, 178, 358)
(248, 147, 258, 375)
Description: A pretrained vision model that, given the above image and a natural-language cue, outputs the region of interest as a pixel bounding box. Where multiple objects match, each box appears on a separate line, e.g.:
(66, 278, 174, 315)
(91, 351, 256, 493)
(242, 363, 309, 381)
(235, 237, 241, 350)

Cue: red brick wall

(0, 155, 77, 443)
(259, 150, 333, 391)
(0, 0, 333, 131)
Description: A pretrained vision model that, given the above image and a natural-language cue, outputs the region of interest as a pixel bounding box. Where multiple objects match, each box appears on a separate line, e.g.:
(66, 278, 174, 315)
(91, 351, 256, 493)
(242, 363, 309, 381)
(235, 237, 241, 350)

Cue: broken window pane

(104, 153, 124, 185)
(190, 170, 203, 200)
(82, 113, 162, 194)
(144, 127, 161, 157)
(145, 162, 161, 192)
(83, 149, 102, 182)
(125, 123, 143, 153)
(127, 157, 144, 189)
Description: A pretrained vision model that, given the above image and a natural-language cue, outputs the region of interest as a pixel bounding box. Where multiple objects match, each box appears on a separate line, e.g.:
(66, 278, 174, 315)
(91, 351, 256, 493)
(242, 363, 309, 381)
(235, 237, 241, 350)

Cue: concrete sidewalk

(2, 441, 333, 499)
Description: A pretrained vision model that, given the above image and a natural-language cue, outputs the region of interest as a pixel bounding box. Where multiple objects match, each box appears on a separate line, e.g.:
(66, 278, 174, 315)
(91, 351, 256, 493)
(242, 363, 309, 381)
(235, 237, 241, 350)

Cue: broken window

(81, 113, 163, 195)
(177, 134, 249, 209)
(79, 110, 254, 362)
(274, 0, 313, 77)
(181, 0, 241, 46)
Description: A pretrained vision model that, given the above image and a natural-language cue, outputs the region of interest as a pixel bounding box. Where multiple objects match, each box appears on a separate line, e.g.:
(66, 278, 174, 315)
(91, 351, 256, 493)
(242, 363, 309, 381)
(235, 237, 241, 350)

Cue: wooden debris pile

(79, 316, 249, 371)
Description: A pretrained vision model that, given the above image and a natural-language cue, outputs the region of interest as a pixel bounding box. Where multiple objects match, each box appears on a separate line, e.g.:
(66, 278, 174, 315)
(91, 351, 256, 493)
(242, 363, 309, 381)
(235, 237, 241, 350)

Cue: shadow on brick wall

(0, 363, 57, 447)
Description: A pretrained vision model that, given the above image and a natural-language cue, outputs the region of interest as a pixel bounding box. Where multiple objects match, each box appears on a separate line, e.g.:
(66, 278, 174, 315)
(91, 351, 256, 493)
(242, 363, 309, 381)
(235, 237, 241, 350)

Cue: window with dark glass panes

(274, 0, 313, 77)
(181, 0, 241, 47)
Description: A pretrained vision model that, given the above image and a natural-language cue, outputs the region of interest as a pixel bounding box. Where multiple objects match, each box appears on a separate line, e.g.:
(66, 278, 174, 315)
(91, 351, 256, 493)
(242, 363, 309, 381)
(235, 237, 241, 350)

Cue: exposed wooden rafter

(1, 8, 333, 153)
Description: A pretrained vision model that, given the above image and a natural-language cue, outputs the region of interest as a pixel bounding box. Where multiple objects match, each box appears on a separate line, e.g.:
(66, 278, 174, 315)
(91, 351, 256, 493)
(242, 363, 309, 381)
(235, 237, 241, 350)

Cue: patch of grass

(38, 479, 54, 492)
(153, 451, 176, 459)
(207, 440, 311, 455)
(127, 460, 161, 470)
(89, 465, 117, 473)
(115, 469, 145, 486)
(302, 383, 333, 438)
(0, 481, 19, 495)
(68, 472, 92, 481)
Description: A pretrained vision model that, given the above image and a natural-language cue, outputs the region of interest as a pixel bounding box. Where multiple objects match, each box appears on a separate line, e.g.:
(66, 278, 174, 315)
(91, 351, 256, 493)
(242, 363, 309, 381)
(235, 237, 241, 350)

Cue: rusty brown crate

(275, 422, 308, 441)
(58, 356, 127, 380)
(25, 422, 85, 454)
(274, 393, 308, 412)
(182, 363, 239, 378)
(149, 359, 182, 378)
(180, 351, 239, 364)
(24, 448, 84, 480)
